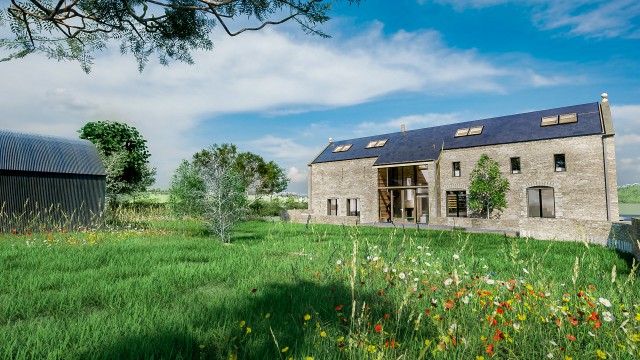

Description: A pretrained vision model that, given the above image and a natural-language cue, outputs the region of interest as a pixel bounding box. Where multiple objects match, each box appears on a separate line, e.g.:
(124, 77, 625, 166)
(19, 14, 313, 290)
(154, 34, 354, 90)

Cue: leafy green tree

(193, 144, 288, 198)
(168, 160, 206, 217)
(79, 121, 156, 202)
(1, 0, 361, 72)
(199, 155, 247, 243)
(468, 154, 510, 219)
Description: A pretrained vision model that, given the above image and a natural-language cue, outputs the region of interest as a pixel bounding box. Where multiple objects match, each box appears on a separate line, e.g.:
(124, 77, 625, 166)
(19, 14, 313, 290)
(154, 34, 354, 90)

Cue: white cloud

(287, 166, 307, 183)
(0, 23, 575, 189)
(355, 112, 464, 136)
(431, 0, 640, 38)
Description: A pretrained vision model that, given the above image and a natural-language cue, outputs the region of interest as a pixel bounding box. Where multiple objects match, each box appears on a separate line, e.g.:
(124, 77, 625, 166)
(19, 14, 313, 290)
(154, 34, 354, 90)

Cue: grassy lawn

(1, 220, 638, 359)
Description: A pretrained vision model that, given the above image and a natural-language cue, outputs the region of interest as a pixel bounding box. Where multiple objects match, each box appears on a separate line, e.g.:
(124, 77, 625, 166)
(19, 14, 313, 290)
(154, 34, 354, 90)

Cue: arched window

(527, 187, 555, 218)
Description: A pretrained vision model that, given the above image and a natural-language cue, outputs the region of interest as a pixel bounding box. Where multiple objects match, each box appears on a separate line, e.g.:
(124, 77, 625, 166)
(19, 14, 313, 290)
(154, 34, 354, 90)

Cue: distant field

(620, 203, 640, 217)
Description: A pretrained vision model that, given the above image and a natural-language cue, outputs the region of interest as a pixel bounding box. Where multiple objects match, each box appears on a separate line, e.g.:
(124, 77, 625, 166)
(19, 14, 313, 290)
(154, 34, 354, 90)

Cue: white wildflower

(599, 297, 612, 307)
(588, 331, 596, 337)
(513, 323, 521, 331)
(523, 268, 529, 274)
(417, 246, 422, 250)
(602, 311, 614, 322)
(486, 279, 495, 285)
(372, 256, 379, 262)
(462, 296, 470, 304)
(549, 340, 557, 346)
(425, 252, 432, 256)
(547, 353, 554, 358)
(336, 260, 342, 265)
(398, 272, 406, 280)
(444, 278, 453, 286)
(453, 254, 460, 260)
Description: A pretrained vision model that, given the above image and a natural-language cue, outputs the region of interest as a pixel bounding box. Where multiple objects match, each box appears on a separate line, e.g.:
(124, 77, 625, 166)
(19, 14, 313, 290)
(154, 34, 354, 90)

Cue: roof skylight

(332, 144, 352, 153)
(366, 139, 388, 148)
(542, 113, 577, 126)
(455, 126, 483, 137)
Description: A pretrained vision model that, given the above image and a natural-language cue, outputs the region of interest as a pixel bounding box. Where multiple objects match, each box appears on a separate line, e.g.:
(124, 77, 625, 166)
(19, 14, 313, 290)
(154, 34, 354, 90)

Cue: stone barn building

(0, 130, 106, 232)
(299, 94, 619, 243)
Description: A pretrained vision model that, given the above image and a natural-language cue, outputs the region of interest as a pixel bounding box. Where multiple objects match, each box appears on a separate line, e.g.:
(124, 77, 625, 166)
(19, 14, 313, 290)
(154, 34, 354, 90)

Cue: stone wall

(308, 157, 379, 224)
(286, 209, 359, 226)
(437, 134, 615, 222)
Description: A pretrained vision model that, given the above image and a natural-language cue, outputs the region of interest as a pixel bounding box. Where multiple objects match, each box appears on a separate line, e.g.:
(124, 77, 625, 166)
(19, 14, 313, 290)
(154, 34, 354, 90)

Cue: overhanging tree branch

(1, 0, 360, 72)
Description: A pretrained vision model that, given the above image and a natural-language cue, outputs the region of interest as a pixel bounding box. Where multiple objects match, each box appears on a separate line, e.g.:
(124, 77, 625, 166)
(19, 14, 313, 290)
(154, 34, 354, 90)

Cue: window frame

(327, 198, 338, 216)
(446, 190, 467, 217)
(346, 198, 360, 217)
(527, 187, 555, 218)
(554, 154, 566, 172)
(510, 157, 521, 174)
(452, 162, 461, 177)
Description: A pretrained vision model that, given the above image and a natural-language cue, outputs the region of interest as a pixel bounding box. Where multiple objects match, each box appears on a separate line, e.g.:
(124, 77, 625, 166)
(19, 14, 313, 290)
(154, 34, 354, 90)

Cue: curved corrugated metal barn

(0, 130, 106, 232)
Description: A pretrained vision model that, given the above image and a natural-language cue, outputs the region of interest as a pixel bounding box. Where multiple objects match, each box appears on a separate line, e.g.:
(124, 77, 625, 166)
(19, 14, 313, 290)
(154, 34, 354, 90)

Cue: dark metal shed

(0, 130, 106, 232)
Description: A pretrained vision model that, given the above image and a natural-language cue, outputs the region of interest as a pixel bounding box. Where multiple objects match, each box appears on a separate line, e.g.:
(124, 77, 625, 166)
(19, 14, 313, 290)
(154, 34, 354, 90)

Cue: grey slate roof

(311, 102, 604, 166)
(0, 130, 106, 176)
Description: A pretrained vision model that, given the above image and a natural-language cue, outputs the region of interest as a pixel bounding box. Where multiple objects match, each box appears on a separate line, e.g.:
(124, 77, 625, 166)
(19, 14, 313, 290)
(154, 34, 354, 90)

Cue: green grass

(0, 220, 638, 359)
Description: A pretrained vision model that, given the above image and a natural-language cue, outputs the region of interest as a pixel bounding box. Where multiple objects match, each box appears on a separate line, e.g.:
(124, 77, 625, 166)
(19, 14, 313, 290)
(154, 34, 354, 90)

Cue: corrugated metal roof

(0, 130, 106, 175)
(311, 102, 604, 165)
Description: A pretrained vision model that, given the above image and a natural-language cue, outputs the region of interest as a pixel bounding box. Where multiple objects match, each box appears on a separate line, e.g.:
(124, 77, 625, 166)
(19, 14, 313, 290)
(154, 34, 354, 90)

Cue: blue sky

(1, 0, 639, 193)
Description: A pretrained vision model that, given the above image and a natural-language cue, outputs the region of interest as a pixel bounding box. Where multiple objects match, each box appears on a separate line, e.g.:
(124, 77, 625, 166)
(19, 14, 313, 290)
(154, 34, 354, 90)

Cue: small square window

(375, 139, 388, 147)
(366, 140, 378, 148)
(455, 128, 470, 137)
(510, 157, 521, 174)
(332, 145, 343, 153)
(541, 115, 559, 126)
(554, 154, 566, 172)
(452, 162, 461, 177)
(342, 144, 352, 151)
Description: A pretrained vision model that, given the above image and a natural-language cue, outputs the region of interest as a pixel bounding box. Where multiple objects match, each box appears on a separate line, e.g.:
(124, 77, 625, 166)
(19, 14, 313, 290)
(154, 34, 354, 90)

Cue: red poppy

(566, 334, 576, 341)
(594, 321, 601, 329)
(493, 330, 504, 342)
(556, 318, 562, 327)
(430, 286, 438, 291)
(586, 312, 598, 322)
(445, 300, 454, 309)
(375, 324, 382, 333)
(384, 313, 390, 319)
(335, 305, 343, 311)
(486, 343, 495, 356)
(487, 317, 497, 326)
(570, 317, 578, 326)
(496, 308, 504, 315)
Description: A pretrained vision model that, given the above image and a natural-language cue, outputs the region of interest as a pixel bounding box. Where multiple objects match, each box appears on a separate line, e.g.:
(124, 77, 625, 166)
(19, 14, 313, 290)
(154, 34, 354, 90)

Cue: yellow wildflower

(199, 344, 205, 350)
(517, 314, 527, 321)
(239, 320, 245, 328)
(424, 339, 431, 347)
(304, 314, 311, 321)
(229, 354, 237, 360)
(337, 336, 345, 342)
(635, 313, 640, 321)
(320, 331, 327, 338)
(565, 355, 573, 360)
(306, 357, 314, 360)
(596, 349, 606, 359)
(246, 327, 251, 334)
(631, 334, 640, 342)
(476, 356, 485, 360)
(367, 345, 376, 353)
(281, 347, 289, 353)
(265, 313, 271, 318)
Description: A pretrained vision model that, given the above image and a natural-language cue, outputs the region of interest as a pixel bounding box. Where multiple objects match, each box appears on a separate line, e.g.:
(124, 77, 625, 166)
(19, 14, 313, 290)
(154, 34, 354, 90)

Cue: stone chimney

(401, 124, 406, 135)
(600, 93, 615, 135)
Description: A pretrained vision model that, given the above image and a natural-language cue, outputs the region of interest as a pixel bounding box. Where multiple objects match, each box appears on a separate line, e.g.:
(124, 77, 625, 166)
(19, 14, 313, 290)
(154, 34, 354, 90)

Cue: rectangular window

(559, 113, 577, 124)
(347, 198, 360, 217)
(468, 126, 484, 135)
(554, 154, 566, 172)
(447, 191, 467, 217)
(527, 187, 555, 218)
(332, 144, 352, 153)
(455, 128, 470, 137)
(387, 166, 418, 187)
(452, 162, 461, 177)
(327, 198, 337, 215)
(541, 115, 559, 126)
(510, 157, 521, 174)
(366, 139, 388, 148)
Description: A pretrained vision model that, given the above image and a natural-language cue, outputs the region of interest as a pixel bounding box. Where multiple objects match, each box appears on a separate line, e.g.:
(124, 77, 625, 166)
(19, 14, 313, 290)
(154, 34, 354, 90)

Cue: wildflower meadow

(0, 218, 638, 359)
